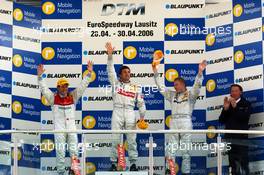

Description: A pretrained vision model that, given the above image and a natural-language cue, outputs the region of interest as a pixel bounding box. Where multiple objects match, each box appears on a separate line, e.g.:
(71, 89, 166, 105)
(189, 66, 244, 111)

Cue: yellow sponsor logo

(165, 69, 179, 82)
(13, 54, 23, 67)
(165, 115, 171, 128)
(12, 101, 22, 114)
(165, 23, 178, 37)
(207, 126, 216, 139)
(124, 46, 137, 60)
(13, 8, 23, 21)
(206, 33, 215, 46)
(234, 50, 244, 64)
(83, 70, 96, 83)
(41, 139, 55, 153)
(206, 79, 216, 93)
(83, 115, 96, 129)
(42, 47, 55, 61)
(42, 2, 56, 15)
(12, 148, 22, 161)
(124, 140, 128, 152)
(233, 4, 243, 17)
(86, 162, 96, 173)
(175, 162, 179, 173)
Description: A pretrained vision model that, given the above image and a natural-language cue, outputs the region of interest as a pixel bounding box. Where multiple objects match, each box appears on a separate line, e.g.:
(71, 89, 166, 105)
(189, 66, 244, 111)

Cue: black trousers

(228, 143, 249, 175)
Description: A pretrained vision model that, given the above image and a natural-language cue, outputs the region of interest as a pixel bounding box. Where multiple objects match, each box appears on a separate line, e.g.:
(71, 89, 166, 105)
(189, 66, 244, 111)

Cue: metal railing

(1, 129, 263, 175)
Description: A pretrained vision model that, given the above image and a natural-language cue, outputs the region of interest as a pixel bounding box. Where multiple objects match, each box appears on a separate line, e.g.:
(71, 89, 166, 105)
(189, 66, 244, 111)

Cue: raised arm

(71, 60, 93, 102)
(106, 42, 118, 86)
(189, 60, 206, 104)
(152, 63, 173, 101)
(37, 64, 54, 105)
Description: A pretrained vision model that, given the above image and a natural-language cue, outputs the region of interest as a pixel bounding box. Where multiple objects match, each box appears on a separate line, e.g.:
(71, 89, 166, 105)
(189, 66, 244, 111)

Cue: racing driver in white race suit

(152, 56, 207, 175)
(37, 61, 93, 175)
(105, 42, 147, 171)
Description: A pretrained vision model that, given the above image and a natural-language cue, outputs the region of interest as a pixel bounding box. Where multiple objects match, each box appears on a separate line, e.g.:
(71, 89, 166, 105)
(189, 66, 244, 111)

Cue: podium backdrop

(0, 0, 263, 174)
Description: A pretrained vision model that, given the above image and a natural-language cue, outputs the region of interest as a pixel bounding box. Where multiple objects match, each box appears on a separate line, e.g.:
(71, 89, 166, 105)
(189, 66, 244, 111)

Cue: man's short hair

(174, 77, 186, 86)
(119, 65, 130, 75)
(230, 84, 243, 92)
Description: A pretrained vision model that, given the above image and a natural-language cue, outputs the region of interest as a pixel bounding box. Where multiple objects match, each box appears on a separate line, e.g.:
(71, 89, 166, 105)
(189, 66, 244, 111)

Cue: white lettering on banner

(56, 2, 81, 15)
(0, 35, 11, 42)
(0, 82, 11, 89)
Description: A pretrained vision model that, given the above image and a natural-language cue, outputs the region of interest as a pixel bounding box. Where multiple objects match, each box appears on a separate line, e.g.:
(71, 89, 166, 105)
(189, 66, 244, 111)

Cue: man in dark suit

(219, 84, 251, 175)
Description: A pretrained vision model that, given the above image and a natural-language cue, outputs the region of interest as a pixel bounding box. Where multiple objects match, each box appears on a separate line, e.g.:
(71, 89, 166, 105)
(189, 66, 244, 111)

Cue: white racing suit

(154, 72, 203, 174)
(38, 74, 91, 174)
(107, 55, 146, 164)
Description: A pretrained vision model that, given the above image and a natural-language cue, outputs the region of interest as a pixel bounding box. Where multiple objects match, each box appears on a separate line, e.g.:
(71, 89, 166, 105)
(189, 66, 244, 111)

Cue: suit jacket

(219, 97, 251, 139)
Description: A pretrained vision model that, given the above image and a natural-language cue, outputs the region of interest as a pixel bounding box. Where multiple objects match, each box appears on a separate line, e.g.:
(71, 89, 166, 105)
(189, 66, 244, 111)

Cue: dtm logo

(234, 50, 244, 64)
(233, 4, 243, 17)
(13, 54, 23, 67)
(165, 69, 179, 82)
(101, 3, 145, 16)
(13, 8, 23, 21)
(207, 126, 216, 139)
(165, 23, 178, 37)
(124, 46, 137, 60)
(83, 115, 96, 129)
(206, 33, 215, 46)
(86, 162, 96, 174)
(42, 2, 56, 15)
(42, 47, 55, 61)
(12, 101, 22, 114)
(206, 79, 216, 93)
